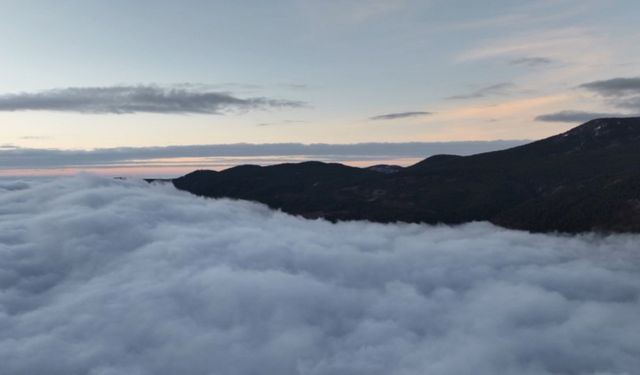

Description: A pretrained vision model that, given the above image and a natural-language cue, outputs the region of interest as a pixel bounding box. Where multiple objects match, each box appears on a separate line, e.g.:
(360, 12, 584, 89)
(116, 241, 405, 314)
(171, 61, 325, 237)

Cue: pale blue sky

(1, 0, 639, 155)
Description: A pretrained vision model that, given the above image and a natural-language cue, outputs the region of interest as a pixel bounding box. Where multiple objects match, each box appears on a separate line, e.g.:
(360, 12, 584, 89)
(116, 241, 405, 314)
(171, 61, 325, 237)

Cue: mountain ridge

(171, 117, 640, 233)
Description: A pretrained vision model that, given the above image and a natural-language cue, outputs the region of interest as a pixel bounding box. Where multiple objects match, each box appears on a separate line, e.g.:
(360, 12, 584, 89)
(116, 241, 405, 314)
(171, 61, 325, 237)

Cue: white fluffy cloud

(1, 176, 639, 375)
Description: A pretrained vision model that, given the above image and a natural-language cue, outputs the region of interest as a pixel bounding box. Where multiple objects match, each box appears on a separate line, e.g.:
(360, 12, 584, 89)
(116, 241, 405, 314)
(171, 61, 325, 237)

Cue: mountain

(172, 118, 640, 233)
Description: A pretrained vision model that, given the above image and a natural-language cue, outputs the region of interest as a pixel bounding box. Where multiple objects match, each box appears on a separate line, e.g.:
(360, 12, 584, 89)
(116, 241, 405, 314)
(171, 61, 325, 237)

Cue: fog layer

(1, 176, 639, 375)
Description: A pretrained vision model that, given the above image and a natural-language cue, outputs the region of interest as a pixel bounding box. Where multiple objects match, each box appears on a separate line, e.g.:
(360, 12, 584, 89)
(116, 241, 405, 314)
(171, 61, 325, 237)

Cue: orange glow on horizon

(0, 157, 425, 178)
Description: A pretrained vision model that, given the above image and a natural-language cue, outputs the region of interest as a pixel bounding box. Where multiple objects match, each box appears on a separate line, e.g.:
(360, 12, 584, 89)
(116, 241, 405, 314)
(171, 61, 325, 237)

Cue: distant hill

(172, 118, 640, 233)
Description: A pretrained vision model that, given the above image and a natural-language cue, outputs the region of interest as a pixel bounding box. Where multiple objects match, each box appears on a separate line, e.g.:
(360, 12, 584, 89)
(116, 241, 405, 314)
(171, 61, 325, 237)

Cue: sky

(2, 175, 640, 374)
(1, 0, 640, 175)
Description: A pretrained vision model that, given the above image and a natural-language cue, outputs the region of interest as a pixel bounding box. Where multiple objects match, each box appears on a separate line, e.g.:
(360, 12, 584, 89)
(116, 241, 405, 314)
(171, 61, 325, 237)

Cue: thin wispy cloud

(437, 95, 568, 125)
(19, 135, 53, 140)
(0, 141, 527, 171)
(0, 85, 304, 115)
(456, 27, 604, 63)
(257, 120, 306, 127)
(510, 57, 553, 67)
(446, 83, 514, 100)
(534, 110, 624, 123)
(369, 111, 432, 121)
(299, 0, 409, 24)
(438, 1, 598, 33)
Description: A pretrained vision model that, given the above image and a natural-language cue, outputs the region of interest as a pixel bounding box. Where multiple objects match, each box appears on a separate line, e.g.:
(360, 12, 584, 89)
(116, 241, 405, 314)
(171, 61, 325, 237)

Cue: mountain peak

(558, 117, 640, 142)
(524, 117, 640, 155)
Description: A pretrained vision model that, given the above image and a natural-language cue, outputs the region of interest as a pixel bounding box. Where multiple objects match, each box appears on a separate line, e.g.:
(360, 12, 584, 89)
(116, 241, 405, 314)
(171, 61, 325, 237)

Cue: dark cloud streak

(510, 57, 553, 67)
(535, 77, 640, 122)
(369, 111, 432, 121)
(446, 82, 514, 100)
(534, 110, 626, 123)
(579, 77, 640, 112)
(0, 85, 304, 114)
(580, 77, 640, 97)
(257, 120, 306, 127)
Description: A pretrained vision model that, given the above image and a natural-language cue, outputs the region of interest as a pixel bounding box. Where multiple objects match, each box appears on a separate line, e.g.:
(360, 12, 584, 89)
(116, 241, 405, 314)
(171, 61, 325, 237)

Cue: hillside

(172, 118, 640, 233)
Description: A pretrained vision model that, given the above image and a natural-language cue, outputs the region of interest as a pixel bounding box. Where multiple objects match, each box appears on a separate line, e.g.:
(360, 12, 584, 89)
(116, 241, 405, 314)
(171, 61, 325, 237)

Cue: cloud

(578, 77, 640, 112)
(1, 175, 639, 374)
(18, 136, 52, 140)
(439, 95, 567, 123)
(533, 78, 640, 124)
(615, 96, 640, 111)
(456, 27, 601, 63)
(579, 77, 640, 97)
(510, 57, 553, 67)
(298, 0, 408, 24)
(0, 85, 304, 114)
(534, 110, 624, 123)
(0, 141, 528, 172)
(446, 83, 514, 100)
(369, 111, 432, 120)
(257, 120, 306, 127)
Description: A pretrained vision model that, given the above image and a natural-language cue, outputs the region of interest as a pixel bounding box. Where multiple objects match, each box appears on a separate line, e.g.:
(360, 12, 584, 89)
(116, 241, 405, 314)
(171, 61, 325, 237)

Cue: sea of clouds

(1, 175, 639, 375)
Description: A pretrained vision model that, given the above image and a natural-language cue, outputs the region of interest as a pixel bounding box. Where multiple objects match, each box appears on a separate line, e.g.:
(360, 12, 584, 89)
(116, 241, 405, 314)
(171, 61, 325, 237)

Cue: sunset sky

(1, 0, 639, 176)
